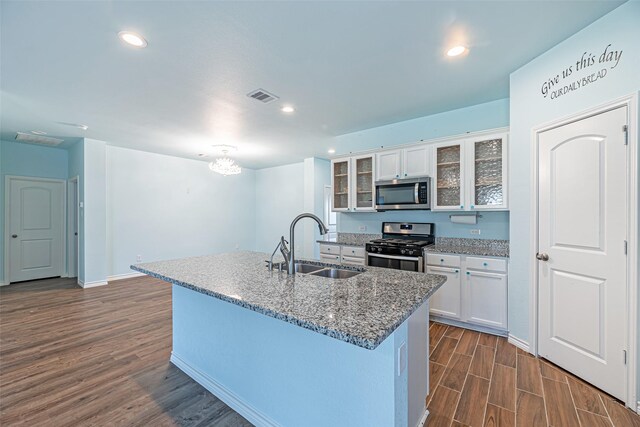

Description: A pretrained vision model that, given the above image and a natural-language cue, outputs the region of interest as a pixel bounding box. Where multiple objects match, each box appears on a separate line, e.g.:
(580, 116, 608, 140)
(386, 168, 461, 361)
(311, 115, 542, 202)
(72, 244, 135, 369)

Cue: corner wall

(509, 0, 640, 345)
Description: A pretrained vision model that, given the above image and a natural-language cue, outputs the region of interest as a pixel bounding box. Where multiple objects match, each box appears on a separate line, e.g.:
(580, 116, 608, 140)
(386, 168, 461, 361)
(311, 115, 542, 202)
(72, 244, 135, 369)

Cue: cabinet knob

(455, 269, 459, 273)
(460, 205, 464, 209)
(404, 173, 407, 177)
(440, 259, 444, 262)
(483, 262, 488, 266)
(471, 205, 475, 209)
(466, 272, 470, 275)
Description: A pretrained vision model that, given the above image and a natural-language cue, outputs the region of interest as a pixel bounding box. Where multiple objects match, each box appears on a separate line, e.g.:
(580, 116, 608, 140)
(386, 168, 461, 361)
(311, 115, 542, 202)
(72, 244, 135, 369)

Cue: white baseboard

(430, 315, 508, 338)
(416, 408, 430, 427)
(170, 352, 279, 427)
(0, 281, 9, 287)
(107, 272, 145, 282)
(80, 280, 108, 288)
(636, 401, 640, 413)
(508, 334, 531, 354)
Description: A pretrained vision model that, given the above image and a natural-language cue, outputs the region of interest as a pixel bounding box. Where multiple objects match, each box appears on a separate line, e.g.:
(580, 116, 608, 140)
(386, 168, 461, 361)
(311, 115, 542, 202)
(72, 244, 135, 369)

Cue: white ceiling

(0, 1, 624, 169)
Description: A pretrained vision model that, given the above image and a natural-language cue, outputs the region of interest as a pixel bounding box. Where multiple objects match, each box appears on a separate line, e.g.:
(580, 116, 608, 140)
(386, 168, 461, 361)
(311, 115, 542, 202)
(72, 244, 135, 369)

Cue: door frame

(3, 175, 68, 285)
(65, 176, 79, 279)
(529, 93, 638, 409)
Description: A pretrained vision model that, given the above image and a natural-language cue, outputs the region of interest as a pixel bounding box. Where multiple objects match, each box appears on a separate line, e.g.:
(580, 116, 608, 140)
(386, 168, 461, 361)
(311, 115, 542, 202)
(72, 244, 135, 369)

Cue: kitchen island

(132, 251, 446, 427)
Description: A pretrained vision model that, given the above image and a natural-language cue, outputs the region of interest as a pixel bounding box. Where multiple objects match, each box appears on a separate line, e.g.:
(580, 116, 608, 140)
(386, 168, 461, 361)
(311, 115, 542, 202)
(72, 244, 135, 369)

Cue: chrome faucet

(288, 213, 329, 275)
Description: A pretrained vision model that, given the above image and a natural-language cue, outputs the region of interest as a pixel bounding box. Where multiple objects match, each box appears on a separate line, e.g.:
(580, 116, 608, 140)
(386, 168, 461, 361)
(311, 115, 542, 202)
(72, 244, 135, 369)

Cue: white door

(8, 178, 64, 282)
(427, 266, 462, 319)
(538, 106, 628, 400)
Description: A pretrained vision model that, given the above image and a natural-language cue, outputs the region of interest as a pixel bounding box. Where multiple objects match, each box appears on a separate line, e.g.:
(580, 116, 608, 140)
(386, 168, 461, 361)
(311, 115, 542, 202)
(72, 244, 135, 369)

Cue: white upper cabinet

(432, 132, 508, 211)
(331, 155, 376, 212)
(432, 141, 466, 210)
(403, 145, 431, 178)
(467, 133, 508, 210)
(331, 157, 351, 212)
(352, 154, 376, 212)
(375, 145, 431, 181)
(375, 150, 402, 181)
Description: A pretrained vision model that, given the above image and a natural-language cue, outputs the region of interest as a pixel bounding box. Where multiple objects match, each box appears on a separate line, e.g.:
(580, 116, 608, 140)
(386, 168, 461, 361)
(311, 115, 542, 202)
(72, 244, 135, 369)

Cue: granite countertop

(316, 232, 381, 247)
(131, 251, 446, 350)
(424, 238, 510, 258)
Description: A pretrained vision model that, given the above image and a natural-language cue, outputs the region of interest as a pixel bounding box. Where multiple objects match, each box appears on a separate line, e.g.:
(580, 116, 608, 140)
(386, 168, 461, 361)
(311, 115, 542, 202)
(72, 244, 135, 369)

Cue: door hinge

(624, 350, 627, 365)
(624, 240, 628, 255)
(623, 125, 628, 145)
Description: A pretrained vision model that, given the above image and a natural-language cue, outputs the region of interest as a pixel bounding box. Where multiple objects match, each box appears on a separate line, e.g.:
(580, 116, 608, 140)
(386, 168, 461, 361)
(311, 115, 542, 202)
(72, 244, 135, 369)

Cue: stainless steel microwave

(374, 177, 431, 211)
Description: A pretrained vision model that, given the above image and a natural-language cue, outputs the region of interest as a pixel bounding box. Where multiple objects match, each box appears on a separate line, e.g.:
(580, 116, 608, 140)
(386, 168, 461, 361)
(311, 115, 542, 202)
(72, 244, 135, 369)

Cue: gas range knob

(400, 249, 406, 255)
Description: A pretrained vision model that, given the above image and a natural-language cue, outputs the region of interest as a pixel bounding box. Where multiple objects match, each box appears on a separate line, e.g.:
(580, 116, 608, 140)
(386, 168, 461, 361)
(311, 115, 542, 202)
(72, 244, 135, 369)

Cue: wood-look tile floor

(0, 276, 251, 427)
(2, 277, 640, 427)
(425, 322, 640, 427)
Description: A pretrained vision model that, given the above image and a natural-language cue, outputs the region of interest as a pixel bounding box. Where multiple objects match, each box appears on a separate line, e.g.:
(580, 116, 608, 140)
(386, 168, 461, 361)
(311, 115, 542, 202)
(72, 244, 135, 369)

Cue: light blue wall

(106, 145, 257, 277)
(509, 0, 640, 345)
(255, 162, 306, 256)
(332, 99, 510, 240)
(339, 211, 509, 239)
(0, 140, 69, 283)
(83, 139, 107, 284)
(333, 98, 509, 155)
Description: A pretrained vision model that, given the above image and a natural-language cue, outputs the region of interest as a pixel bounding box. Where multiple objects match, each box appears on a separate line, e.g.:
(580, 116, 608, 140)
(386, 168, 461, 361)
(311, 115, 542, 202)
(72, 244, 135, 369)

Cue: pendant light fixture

(209, 145, 241, 176)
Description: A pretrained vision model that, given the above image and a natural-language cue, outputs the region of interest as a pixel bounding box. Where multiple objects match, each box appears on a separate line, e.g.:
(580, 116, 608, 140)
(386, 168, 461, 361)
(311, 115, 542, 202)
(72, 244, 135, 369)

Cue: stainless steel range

(365, 222, 435, 272)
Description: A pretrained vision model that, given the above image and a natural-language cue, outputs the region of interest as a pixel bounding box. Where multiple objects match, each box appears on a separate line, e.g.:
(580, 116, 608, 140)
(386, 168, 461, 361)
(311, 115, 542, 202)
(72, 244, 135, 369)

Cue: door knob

(536, 253, 549, 261)
(12, 234, 18, 238)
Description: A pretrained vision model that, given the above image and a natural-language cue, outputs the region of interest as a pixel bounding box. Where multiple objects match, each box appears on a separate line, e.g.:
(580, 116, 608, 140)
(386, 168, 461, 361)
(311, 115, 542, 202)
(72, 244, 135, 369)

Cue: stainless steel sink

(309, 268, 362, 279)
(294, 263, 325, 274)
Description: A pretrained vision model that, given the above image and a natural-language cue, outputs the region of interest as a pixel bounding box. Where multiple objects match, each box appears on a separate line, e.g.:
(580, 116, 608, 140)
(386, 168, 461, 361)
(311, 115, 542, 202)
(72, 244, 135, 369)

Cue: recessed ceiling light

(31, 130, 47, 135)
(118, 31, 148, 48)
(328, 149, 336, 154)
(447, 46, 467, 57)
(281, 106, 295, 113)
(197, 153, 208, 158)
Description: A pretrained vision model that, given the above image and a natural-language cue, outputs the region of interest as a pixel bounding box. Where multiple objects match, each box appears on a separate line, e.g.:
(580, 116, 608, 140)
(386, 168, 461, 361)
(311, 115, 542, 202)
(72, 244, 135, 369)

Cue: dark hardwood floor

(0, 276, 251, 426)
(426, 322, 640, 427)
(2, 276, 639, 426)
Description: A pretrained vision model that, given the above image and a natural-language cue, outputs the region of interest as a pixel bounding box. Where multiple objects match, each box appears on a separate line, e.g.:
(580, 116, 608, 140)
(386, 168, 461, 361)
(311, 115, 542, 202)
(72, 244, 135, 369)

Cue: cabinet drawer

(319, 244, 340, 255)
(466, 256, 507, 273)
(341, 255, 365, 266)
(320, 254, 340, 263)
(341, 246, 365, 258)
(426, 254, 461, 268)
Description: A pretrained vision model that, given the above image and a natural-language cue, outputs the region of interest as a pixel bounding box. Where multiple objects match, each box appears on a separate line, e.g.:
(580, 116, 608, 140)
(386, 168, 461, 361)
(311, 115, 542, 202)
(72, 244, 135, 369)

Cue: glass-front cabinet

(331, 158, 351, 211)
(331, 154, 376, 212)
(433, 142, 465, 210)
(432, 132, 508, 211)
(469, 136, 507, 210)
(353, 154, 375, 211)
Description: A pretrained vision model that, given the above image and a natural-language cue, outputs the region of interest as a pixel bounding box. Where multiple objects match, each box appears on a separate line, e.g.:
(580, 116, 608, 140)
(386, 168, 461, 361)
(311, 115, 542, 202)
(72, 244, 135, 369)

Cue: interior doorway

(323, 185, 337, 240)
(5, 176, 65, 283)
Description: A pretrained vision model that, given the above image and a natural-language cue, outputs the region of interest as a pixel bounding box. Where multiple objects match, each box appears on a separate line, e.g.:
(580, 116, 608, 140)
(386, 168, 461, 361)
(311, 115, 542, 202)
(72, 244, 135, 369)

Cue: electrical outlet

(470, 229, 481, 235)
(235, 244, 240, 250)
(136, 255, 142, 262)
(359, 225, 367, 232)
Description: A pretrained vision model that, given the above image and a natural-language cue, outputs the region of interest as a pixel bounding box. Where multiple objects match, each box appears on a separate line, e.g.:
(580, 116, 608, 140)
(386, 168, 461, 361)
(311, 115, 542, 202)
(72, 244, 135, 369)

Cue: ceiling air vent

(247, 88, 279, 104)
(15, 132, 64, 146)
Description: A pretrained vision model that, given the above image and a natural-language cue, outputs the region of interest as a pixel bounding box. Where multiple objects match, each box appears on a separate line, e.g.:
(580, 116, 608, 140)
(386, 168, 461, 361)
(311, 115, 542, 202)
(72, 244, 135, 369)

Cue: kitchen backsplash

(337, 210, 509, 240)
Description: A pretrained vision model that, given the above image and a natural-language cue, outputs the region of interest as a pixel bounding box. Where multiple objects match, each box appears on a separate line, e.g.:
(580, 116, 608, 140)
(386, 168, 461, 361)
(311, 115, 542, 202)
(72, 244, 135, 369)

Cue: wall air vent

(15, 132, 64, 146)
(247, 88, 279, 104)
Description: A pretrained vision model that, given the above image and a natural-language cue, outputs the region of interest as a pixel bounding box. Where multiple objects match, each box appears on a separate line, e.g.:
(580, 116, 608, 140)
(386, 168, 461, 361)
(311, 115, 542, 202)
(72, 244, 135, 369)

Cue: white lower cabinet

(426, 266, 462, 320)
(427, 253, 508, 332)
(319, 244, 365, 266)
(465, 270, 507, 329)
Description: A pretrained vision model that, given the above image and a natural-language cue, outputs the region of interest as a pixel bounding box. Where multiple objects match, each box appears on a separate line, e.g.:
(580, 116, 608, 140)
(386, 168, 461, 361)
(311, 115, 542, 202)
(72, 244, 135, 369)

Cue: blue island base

(170, 284, 430, 427)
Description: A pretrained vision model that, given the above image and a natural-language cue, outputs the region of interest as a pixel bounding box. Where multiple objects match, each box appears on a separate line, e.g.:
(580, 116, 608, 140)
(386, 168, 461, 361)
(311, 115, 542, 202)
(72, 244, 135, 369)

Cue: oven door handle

(367, 253, 422, 262)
